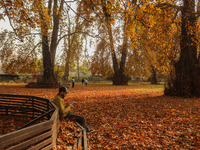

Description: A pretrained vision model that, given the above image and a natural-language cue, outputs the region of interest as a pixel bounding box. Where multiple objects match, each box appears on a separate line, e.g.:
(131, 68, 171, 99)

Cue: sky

(0, 18, 11, 69)
(0, 17, 12, 31)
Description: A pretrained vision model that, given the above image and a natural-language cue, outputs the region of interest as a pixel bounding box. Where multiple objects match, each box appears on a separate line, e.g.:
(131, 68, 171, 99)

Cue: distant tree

(90, 38, 113, 77)
(61, 7, 84, 83)
(80, 0, 141, 85)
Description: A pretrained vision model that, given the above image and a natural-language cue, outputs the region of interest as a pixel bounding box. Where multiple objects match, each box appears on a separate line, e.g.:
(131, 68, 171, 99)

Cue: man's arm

(63, 105, 70, 114)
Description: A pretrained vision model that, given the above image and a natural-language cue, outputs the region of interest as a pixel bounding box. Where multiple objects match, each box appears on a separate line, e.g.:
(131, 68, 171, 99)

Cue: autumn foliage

(0, 84, 199, 149)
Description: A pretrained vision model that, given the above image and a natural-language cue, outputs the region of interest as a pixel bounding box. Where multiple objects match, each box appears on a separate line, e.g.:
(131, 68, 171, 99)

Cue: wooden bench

(0, 94, 88, 150)
(74, 123, 88, 150)
(0, 94, 59, 150)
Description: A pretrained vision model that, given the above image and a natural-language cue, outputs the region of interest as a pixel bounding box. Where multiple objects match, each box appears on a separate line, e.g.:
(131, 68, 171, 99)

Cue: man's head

(59, 87, 70, 98)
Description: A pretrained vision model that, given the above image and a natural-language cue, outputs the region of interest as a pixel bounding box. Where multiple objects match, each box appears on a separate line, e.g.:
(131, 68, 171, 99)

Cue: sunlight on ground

(128, 84, 164, 93)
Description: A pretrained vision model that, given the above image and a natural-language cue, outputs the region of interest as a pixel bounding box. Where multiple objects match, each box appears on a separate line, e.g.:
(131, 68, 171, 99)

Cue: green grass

(87, 80, 165, 93)
(88, 80, 113, 85)
(128, 84, 165, 93)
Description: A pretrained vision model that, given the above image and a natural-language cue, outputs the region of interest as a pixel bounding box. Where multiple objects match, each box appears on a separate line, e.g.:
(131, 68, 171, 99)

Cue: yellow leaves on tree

(0, 0, 50, 38)
(2, 57, 43, 75)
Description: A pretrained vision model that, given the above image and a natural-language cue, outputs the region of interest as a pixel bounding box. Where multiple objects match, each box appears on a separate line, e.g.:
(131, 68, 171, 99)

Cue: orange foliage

(0, 84, 199, 149)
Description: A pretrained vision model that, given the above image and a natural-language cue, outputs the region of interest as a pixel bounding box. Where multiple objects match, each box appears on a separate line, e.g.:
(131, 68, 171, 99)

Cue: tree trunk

(165, 0, 200, 97)
(42, 35, 57, 84)
(64, 35, 71, 83)
(113, 71, 130, 85)
(105, 19, 119, 75)
(150, 65, 158, 84)
(33, 0, 64, 88)
(77, 58, 80, 81)
(113, 11, 130, 85)
(101, 0, 119, 73)
(101, 0, 130, 85)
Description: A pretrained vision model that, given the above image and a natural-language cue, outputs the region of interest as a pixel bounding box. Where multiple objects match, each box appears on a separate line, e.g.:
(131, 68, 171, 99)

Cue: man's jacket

(52, 94, 70, 119)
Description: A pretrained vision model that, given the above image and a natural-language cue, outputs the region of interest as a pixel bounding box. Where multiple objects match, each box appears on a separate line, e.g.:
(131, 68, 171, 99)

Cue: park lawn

(0, 84, 199, 149)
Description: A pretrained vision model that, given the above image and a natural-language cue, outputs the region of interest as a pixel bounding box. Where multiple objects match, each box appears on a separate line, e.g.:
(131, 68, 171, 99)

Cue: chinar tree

(1, 0, 83, 88)
(156, 0, 200, 97)
(80, 0, 145, 85)
(0, 0, 65, 87)
(36, 0, 65, 87)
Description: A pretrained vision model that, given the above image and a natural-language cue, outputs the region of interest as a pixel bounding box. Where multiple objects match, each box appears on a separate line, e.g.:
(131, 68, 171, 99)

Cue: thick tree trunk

(113, 71, 130, 85)
(40, 0, 62, 87)
(150, 65, 158, 84)
(42, 35, 57, 84)
(101, 1, 130, 85)
(165, 0, 200, 97)
(77, 58, 80, 80)
(113, 11, 130, 85)
(31, 0, 64, 88)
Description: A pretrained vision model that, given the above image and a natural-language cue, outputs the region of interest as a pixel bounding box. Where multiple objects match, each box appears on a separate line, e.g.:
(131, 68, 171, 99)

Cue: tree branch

(171, 9, 180, 24)
(57, 30, 103, 47)
(156, 3, 182, 11)
(25, 42, 43, 60)
(83, 34, 91, 63)
(2, 0, 23, 42)
(64, 1, 91, 22)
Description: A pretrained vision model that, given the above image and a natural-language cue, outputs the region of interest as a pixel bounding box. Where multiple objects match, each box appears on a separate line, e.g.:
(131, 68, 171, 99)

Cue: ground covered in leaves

(0, 115, 32, 135)
(0, 83, 199, 149)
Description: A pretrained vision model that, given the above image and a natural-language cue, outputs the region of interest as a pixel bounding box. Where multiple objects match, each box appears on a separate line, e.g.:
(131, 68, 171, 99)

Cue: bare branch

(48, 0, 53, 15)
(57, 30, 103, 47)
(25, 42, 42, 59)
(64, 1, 91, 22)
(57, 31, 80, 47)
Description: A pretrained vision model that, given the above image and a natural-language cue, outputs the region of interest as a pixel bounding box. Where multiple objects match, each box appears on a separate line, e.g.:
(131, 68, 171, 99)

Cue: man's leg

(65, 111, 89, 131)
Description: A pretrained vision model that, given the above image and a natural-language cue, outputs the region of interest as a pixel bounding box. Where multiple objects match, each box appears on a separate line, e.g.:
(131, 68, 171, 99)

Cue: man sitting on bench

(52, 87, 93, 133)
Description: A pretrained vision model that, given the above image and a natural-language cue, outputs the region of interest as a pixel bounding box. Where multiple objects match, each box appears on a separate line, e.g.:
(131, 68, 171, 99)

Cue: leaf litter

(0, 84, 199, 149)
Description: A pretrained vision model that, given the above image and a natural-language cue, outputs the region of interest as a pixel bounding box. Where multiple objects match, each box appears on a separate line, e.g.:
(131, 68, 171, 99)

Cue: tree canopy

(1, 0, 200, 96)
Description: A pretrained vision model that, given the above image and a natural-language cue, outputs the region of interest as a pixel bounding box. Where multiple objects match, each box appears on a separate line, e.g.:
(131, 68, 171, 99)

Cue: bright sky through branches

(0, 17, 12, 31)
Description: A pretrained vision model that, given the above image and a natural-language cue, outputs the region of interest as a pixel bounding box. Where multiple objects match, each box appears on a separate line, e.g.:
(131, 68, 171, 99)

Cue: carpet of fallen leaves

(0, 84, 199, 149)
(0, 115, 32, 135)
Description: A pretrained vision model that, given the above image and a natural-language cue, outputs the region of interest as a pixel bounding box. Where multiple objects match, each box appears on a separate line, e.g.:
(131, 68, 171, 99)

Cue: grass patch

(128, 84, 165, 93)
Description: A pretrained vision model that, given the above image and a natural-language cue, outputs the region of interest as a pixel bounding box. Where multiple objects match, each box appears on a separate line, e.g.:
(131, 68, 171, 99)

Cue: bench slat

(0, 120, 53, 148)
(7, 130, 52, 150)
